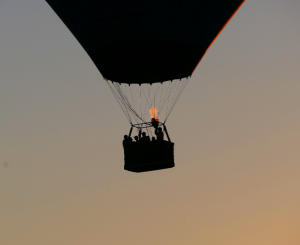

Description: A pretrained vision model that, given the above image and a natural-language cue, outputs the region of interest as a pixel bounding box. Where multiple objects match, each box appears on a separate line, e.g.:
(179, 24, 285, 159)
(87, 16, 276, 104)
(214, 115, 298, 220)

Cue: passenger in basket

(134, 135, 139, 143)
(123, 135, 129, 146)
(155, 127, 164, 141)
(140, 132, 150, 143)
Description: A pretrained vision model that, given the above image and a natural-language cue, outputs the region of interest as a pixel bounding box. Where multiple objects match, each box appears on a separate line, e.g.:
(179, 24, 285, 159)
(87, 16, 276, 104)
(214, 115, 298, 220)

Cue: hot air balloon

(45, 0, 245, 172)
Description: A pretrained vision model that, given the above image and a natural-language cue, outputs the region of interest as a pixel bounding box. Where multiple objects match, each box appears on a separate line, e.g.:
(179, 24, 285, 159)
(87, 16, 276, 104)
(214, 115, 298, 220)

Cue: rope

(105, 78, 189, 127)
(164, 78, 190, 123)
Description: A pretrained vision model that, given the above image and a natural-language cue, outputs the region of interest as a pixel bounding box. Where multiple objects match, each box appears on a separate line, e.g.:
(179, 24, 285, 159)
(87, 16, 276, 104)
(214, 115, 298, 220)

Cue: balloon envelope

(45, 0, 245, 84)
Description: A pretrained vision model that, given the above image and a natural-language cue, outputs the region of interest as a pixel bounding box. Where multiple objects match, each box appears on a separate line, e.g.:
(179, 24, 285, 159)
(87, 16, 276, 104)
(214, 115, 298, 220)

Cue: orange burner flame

(149, 107, 159, 121)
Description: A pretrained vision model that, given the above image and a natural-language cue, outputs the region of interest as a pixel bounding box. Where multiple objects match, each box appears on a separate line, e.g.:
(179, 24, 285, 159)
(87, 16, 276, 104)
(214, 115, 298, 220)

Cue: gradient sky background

(1, 0, 300, 244)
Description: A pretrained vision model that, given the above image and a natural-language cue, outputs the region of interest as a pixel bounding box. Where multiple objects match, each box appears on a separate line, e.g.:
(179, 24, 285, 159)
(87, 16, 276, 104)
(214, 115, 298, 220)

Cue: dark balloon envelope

(45, 0, 244, 84)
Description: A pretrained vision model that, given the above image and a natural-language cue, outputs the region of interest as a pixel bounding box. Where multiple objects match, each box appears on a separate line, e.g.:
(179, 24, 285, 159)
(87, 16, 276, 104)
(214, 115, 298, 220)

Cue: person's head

(134, 136, 139, 141)
(158, 127, 162, 132)
(124, 135, 128, 140)
(142, 132, 146, 137)
(152, 137, 156, 141)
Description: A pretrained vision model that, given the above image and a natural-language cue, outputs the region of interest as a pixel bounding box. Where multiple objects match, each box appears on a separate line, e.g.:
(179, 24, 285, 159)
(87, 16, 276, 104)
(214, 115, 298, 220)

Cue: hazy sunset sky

(1, 0, 300, 244)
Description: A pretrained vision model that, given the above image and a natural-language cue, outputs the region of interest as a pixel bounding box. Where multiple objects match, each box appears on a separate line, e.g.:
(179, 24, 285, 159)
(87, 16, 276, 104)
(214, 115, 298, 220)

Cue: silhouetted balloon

(45, 0, 244, 172)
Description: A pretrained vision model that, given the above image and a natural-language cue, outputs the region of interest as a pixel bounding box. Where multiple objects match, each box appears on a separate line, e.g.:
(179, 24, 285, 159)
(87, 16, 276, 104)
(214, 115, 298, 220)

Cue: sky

(1, 0, 300, 244)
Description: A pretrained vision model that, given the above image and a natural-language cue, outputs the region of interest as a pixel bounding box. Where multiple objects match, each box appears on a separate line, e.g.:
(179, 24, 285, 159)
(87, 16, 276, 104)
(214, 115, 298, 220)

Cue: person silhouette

(123, 135, 129, 146)
(141, 132, 149, 143)
(155, 127, 164, 141)
(134, 135, 139, 142)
